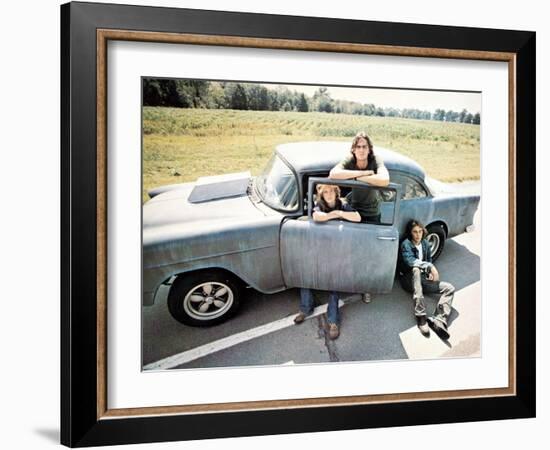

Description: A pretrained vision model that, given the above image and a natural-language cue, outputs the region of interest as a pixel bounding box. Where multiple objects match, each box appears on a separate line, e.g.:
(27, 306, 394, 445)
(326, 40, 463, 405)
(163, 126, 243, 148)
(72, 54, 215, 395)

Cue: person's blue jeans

(299, 288, 340, 325)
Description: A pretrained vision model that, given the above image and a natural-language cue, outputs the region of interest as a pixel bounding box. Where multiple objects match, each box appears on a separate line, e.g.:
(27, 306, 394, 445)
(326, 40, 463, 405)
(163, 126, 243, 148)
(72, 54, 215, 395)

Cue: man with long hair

(329, 131, 390, 223)
(399, 219, 455, 339)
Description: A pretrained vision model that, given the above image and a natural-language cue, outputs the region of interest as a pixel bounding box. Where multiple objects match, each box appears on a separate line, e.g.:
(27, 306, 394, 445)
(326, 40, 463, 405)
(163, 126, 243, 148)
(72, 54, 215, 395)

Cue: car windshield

(255, 154, 299, 211)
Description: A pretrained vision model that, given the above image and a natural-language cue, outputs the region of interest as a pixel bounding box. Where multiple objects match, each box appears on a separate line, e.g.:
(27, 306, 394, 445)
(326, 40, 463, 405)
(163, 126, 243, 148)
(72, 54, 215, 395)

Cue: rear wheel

(168, 271, 242, 327)
(426, 224, 446, 262)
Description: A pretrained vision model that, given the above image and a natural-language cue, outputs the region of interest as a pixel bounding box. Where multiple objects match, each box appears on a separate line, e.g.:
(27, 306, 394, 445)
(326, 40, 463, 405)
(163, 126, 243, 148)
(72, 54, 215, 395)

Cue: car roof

(275, 141, 426, 180)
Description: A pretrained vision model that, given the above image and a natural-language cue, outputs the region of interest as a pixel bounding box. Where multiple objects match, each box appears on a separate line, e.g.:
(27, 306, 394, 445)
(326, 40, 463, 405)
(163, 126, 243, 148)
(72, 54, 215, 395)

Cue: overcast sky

(263, 83, 481, 114)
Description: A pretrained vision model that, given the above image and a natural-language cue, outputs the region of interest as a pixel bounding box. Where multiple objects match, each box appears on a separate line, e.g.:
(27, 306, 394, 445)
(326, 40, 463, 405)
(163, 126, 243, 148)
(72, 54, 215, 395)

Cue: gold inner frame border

(96, 28, 517, 420)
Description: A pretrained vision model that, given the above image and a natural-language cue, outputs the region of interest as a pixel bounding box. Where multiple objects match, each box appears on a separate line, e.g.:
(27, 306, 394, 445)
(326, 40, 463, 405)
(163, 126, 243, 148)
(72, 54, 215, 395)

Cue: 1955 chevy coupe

(143, 141, 479, 326)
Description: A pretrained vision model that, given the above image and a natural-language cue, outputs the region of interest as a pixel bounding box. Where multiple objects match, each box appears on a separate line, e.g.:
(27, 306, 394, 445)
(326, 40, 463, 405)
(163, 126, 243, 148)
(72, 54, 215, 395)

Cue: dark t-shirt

(340, 153, 386, 219)
(313, 202, 356, 214)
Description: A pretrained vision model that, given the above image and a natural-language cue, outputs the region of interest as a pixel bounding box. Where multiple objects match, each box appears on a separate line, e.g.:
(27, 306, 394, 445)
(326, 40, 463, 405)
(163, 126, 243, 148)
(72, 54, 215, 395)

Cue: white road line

(144, 300, 346, 371)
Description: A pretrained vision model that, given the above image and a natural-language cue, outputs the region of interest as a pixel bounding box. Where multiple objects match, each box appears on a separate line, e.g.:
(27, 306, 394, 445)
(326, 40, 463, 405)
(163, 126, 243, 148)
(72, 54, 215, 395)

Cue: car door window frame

(307, 177, 402, 225)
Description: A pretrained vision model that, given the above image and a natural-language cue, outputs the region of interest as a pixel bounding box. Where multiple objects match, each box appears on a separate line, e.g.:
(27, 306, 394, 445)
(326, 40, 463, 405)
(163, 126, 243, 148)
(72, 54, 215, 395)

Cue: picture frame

(60, 1, 535, 447)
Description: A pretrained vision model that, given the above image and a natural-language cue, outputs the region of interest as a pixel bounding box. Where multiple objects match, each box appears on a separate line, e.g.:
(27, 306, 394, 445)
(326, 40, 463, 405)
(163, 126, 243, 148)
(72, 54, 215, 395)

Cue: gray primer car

(143, 141, 480, 326)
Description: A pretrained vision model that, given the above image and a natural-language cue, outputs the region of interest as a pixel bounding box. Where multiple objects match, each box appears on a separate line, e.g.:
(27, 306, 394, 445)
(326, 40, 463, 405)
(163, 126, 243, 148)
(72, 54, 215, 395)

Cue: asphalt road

(143, 182, 481, 371)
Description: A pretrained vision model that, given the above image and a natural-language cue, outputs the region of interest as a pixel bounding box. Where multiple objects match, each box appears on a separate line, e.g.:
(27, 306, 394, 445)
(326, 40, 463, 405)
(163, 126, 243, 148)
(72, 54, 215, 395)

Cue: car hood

(143, 182, 268, 230)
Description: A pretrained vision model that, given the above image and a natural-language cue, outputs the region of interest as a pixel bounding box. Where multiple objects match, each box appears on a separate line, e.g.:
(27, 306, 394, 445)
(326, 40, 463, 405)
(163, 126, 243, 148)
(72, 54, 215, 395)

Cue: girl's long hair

(315, 184, 343, 213)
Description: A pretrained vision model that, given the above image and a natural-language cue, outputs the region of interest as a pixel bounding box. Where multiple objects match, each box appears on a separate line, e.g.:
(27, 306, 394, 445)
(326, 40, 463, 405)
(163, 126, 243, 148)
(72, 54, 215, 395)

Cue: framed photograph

(61, 1, 535, 447)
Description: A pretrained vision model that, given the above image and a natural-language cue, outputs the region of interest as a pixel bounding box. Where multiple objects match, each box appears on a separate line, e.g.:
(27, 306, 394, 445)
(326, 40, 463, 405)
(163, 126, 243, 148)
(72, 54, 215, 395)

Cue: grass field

(142, 107, 480, 202)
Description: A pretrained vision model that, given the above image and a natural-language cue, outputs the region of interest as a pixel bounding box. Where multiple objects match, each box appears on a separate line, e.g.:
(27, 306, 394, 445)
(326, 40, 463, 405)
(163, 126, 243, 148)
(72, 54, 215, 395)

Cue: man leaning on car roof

(329, 131, 390, 222)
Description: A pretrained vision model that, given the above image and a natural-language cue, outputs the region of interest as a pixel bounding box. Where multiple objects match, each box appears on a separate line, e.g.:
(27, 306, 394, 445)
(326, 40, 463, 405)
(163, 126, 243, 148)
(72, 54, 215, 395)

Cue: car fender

(143, 216, 286, 305)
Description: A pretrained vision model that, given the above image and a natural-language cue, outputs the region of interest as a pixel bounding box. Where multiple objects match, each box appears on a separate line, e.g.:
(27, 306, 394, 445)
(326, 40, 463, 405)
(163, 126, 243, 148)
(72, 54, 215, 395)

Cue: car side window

(390, 172, 428, 200)
(376, 187, 397, 225)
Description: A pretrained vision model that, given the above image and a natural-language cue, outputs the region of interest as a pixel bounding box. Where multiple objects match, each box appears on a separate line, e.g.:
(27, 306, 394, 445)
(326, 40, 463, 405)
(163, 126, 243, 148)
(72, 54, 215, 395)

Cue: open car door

(280, 178, 401, 294)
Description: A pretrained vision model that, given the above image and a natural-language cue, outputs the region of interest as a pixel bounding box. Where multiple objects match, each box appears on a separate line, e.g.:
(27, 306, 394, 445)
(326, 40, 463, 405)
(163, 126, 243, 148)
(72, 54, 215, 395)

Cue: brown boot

(294, 312, 307, 324)
(328, 323, 340, 340)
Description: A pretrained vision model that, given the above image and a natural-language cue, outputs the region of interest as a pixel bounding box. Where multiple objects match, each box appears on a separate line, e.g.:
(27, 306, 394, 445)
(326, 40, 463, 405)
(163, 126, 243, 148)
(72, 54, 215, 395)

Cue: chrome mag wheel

(426, 232, 441, 257)
(182, 281, 234, 321)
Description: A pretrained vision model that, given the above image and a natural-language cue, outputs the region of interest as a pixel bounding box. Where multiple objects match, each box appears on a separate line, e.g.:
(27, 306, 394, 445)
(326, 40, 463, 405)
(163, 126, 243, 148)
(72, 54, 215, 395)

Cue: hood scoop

(188, 171, 251, 203)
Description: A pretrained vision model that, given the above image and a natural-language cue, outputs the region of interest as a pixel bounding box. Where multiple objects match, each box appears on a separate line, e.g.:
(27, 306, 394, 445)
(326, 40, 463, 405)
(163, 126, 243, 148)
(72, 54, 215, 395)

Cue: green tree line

(143, 79, 480, 124)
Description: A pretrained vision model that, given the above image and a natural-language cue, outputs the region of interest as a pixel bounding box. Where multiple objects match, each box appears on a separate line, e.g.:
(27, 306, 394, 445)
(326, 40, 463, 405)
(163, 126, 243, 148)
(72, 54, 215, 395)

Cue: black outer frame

(60, 1, 535, 447)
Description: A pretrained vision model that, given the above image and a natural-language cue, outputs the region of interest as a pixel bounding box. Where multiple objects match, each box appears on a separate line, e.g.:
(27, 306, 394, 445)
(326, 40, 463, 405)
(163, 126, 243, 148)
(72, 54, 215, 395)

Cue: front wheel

(426, 224, 446, 262)
(168, 271, 242, 327)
